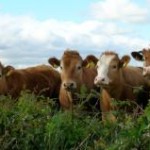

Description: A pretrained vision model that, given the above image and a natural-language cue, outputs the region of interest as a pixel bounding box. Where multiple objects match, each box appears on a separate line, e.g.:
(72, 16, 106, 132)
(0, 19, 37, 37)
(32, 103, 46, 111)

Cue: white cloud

(90, 0, 149, 23)
(0, 1, 149, 67)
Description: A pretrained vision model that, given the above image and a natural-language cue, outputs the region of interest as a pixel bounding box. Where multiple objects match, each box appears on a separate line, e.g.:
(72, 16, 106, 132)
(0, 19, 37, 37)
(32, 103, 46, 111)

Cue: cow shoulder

(122, 66, 146, 86)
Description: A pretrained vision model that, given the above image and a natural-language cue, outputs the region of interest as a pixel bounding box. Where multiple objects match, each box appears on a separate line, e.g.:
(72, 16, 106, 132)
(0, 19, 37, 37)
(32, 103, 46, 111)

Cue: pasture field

(0, 90, 150, 150)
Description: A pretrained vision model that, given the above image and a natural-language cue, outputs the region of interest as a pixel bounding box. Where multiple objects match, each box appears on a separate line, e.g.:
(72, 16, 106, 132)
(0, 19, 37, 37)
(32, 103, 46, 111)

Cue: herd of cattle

(1, 48, 150, 121)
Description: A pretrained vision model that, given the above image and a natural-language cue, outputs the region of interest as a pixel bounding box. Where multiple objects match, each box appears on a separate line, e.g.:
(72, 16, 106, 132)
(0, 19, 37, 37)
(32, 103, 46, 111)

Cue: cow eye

(112, 65, 117, 69)
(96, 65, 98, 69)
(60, 66, 63, 70)
(77, 66, 82, 70)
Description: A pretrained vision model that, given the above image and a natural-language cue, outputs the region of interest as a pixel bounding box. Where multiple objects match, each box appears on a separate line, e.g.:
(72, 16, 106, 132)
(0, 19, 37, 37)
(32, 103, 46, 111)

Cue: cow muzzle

(94, 76, 109, 86)
(63, 81, 77, 91)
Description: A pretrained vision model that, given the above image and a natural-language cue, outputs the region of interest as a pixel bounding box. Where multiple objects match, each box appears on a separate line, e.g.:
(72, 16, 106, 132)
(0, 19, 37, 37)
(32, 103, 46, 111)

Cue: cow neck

(104, 69, 123, 99)
(66, 90, 79, 105)
(82, 67, 96, 89)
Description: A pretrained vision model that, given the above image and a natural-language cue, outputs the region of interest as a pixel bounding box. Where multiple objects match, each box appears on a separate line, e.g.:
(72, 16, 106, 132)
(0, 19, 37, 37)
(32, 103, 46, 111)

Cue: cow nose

(64, 83, 73, 88)
(63, 82, 76, 90)
(100, 78, 105, 82)
(94, 76, 105, 85)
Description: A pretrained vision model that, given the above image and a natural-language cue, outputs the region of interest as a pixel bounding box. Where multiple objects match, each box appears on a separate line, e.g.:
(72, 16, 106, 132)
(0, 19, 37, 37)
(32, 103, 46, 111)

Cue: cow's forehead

(61, 56, 82, 67)
(99, 54, 116, 65)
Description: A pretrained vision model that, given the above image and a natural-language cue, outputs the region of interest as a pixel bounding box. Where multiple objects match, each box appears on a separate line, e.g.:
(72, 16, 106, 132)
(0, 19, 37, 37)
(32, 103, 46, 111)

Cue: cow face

(48, 50, 97, 92)
(60, 51, 83, 91)
(94, 52, 130, 86)
(131, 48, 150, 67)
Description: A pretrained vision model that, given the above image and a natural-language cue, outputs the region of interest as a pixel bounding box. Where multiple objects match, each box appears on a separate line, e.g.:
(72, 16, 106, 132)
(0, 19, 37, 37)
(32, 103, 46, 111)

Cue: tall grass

(0, 91, 150, 150)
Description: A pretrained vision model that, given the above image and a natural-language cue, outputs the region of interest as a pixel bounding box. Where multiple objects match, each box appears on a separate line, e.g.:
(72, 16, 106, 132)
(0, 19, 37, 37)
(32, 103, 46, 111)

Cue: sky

(0, 0, 150, 68)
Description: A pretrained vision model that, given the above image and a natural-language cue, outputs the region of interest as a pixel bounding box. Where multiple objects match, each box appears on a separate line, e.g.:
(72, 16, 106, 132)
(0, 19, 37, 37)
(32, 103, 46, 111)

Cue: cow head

(48, 49, 98, 92)
(131, 48, 150, 66)
(94, 51, 130, 86)
(0, 62, 15, 78)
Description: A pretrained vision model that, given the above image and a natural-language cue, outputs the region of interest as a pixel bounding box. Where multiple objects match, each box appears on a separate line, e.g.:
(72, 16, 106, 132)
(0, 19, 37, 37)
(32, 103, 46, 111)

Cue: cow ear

(131, 51, 144, 61)
(48, 57, 60, 68)
(82, 55, 98, 68)
(3, 66, 15, 76)
(120, 55, 131, 68)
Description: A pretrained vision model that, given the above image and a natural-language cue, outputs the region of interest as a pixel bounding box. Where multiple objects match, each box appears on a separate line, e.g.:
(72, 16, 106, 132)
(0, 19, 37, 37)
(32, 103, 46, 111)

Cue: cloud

(0, 1, 149, 68)
(90, 0, 150, 23)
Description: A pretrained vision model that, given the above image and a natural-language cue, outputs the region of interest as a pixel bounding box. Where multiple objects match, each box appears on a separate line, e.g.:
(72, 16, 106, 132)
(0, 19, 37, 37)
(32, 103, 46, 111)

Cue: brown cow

(48, 50, 99, 111)
(0, 64, 61, 100)
(93, 51, 149, 121)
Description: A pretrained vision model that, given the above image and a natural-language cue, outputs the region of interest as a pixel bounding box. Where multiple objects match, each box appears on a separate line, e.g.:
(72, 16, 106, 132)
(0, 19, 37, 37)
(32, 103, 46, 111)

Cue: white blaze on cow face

(94, 54, 116, 85)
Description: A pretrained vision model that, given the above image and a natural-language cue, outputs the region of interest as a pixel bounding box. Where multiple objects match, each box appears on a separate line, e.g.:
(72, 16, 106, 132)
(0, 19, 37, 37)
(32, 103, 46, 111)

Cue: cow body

(94, 51, 149, 121)
(48, 50, 99, 111)
(0, 65, 61, 99)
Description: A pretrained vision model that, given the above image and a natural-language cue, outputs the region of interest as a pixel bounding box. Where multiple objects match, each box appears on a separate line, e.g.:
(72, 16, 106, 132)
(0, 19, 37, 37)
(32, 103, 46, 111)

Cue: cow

(0, 64, 61, 101)
(92, 51, 149, 121)
(48, 50, 99, 112)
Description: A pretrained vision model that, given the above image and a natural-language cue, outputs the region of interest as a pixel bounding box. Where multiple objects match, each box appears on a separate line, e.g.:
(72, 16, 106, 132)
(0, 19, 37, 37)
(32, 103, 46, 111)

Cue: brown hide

(0, 65, 61, 99)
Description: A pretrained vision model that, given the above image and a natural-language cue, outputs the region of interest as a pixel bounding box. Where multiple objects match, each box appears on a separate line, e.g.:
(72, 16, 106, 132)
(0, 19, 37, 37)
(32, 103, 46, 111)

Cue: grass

(0, 90, 150, 150)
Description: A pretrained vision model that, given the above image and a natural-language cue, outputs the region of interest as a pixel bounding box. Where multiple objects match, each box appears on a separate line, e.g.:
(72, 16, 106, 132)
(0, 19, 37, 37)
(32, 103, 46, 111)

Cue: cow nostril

(101, 78, 105, 82)
(63, 82, 74, 88)
(70, 83, 74, 87)
(63, 83, 67, 87)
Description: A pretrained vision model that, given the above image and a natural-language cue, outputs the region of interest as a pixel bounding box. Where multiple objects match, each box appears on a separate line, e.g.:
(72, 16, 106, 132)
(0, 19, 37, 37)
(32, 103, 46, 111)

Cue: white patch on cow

(96, 55, 115, 85)
(143, 66, 150, 76)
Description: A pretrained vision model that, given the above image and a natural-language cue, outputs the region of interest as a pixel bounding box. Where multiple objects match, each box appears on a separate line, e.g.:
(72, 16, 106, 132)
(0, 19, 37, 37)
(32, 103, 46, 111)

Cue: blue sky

(0, 0, 150, 67)
(0, 0, 97, 21)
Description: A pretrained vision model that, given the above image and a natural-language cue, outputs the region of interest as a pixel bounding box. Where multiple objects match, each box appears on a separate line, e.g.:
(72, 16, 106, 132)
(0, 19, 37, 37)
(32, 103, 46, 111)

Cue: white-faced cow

(93, 51, 149, 121)
(48, 50, 99, 112)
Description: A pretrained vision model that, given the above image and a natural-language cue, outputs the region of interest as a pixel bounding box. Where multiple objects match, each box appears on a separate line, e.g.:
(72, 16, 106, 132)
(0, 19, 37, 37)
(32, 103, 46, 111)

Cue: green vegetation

(0, 91, 150, 150)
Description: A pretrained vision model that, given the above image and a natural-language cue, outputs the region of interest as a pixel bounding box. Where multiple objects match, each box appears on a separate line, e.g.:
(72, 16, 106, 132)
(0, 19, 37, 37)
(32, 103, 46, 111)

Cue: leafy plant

(0, 90, 150, 150)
